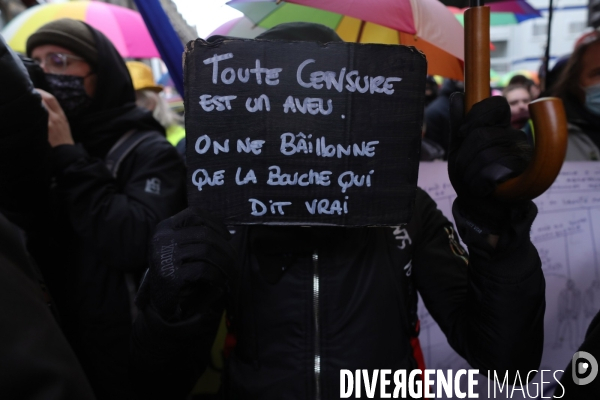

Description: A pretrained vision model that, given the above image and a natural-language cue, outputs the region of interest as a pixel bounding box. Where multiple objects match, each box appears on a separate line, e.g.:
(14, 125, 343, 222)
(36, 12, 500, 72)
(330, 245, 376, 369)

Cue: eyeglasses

(32, 52, 85, 74)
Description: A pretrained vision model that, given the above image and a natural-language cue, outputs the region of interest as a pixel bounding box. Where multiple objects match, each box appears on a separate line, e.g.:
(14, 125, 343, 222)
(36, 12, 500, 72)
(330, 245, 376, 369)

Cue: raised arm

(413, 94, 546, 378)
(411, 188, 544, 378)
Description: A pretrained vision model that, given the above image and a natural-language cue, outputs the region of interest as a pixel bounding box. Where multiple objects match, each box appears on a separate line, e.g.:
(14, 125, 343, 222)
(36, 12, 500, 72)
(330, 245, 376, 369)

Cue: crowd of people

(0, 12, 599, 400)
(421, 27, 600, 162)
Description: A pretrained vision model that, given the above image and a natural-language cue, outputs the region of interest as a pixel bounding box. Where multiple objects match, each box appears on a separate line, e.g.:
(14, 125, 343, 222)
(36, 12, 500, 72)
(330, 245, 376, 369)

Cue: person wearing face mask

(553, 28, 600, 160)
(25, 18, 186, 399)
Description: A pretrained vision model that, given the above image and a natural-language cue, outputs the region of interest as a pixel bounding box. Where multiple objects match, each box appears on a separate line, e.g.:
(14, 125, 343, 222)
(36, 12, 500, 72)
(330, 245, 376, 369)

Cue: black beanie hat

(26, 18, 98, 66)
(256, 22, 343, 43)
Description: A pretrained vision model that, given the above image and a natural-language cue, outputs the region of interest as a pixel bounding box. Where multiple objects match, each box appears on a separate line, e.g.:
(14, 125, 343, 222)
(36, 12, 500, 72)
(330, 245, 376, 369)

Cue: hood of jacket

(67, 23, 164, 159)
(439, 79, 464, 97)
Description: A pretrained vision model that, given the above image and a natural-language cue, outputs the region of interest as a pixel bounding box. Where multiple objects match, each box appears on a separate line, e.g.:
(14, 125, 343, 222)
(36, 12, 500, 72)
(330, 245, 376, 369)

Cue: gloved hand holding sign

(136, 208, 237, 321)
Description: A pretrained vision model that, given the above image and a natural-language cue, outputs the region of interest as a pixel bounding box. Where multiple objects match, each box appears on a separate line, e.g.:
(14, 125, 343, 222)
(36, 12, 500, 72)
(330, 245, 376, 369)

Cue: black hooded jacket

(130, 23, 543, 400)
(131, 189, 545, 400)
(30, 24, 186, 400)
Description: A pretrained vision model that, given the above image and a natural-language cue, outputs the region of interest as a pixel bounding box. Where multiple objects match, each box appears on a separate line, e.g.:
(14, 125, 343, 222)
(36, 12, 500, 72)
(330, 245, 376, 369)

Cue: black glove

(136, 208, 237, 321)
(448, 93, 533, 235)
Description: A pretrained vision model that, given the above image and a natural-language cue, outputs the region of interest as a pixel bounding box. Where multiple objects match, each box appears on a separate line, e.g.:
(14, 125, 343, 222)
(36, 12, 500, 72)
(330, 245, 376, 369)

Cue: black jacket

(0, 36, 50, 234)
(37, 136, 185, 400)
(29, 23, 187, 400)
(131, 188, 545, 399)
(0, 212, 96, 400)
(423, 80, 463, 158)
(0, 36, 96, 400)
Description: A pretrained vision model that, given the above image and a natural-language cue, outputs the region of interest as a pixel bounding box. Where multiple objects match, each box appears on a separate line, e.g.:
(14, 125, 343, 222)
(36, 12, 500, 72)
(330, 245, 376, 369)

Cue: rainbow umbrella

(1, 1, 159, 58)
(441, 0, 540, 16)
(225, 0, 465, 81)
(210, 15, 267, 38)
(449, 4, 541, 26)
(211, 16, 488, 55)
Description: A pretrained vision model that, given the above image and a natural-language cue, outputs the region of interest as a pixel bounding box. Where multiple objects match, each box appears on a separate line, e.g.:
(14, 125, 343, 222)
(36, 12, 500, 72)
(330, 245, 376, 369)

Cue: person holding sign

(131, 23, 545, 400)
(25, 19, 186, 400)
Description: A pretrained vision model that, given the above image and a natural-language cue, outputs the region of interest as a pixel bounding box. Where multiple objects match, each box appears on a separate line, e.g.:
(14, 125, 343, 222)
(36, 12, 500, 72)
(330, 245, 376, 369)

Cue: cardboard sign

(184, 37, 426, 226)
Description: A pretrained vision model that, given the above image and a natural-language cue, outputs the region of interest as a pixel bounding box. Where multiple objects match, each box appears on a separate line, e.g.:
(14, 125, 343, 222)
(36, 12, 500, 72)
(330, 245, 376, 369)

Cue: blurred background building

(491, 0, 591, 73)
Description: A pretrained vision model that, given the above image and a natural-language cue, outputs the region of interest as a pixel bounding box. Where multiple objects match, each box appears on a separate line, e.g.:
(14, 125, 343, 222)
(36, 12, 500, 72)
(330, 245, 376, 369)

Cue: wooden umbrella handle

(494, 98, 568, 200)
(464, 6, 568, 201)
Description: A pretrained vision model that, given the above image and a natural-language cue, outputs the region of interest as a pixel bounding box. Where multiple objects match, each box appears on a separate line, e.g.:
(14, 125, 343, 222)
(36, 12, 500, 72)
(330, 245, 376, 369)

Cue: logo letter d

(572, 351, 598, 385)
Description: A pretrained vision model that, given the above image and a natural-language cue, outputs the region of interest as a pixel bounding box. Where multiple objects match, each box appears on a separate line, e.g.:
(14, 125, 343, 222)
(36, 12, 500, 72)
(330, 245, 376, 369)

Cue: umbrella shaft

(464, 6, 490, 113)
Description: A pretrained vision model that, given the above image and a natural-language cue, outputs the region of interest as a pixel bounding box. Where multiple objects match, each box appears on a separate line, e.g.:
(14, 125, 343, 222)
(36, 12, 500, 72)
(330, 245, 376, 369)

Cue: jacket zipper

(312, 250, 321, 400)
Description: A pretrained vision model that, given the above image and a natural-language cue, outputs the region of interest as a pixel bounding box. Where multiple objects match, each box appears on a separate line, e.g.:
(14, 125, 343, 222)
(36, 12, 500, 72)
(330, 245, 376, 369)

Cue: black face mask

(45, 73, 93, 117)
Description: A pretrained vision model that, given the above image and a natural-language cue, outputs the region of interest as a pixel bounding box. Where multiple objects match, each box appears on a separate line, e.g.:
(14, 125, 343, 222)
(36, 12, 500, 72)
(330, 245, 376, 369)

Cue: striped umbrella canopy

(440, 0, 539, 14)
(449, 3, 541, 26)
(225, 0, 465, 80)
(210, 15, 268, 38)
(1, 1, 159, 58)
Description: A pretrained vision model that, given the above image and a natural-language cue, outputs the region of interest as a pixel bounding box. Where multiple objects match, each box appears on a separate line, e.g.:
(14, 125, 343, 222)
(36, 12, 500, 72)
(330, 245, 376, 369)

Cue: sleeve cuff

(453, 199, 541, 280)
